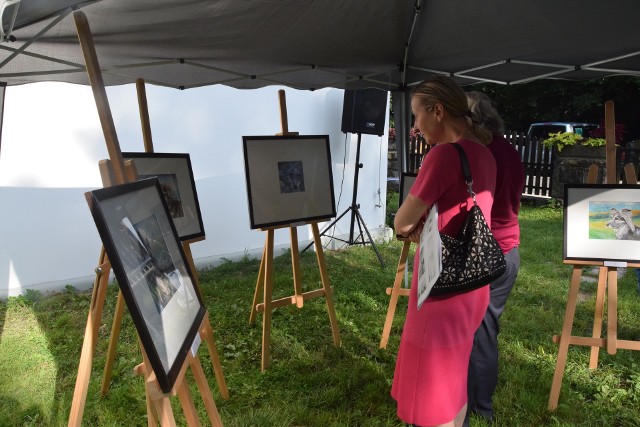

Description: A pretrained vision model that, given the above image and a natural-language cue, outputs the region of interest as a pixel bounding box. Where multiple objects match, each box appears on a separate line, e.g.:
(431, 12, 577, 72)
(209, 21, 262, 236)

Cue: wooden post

(68, 249, 110, 426)
(604, 100, 617, 185)
(276, 89, 299, 137)
(69, 11, 127, 426)
(624, 163, 637, 185)
(588, 266, 607, 369)
(260, 228, 275, 371)
(311, 222, 341, 346)
(548, 265, 584, 410)
(73, 11, 127, 186)
(136, 78, 154, 153)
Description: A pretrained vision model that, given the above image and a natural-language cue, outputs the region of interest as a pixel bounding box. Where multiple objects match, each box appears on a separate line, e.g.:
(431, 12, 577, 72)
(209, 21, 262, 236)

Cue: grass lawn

(0, 202, 639, 426)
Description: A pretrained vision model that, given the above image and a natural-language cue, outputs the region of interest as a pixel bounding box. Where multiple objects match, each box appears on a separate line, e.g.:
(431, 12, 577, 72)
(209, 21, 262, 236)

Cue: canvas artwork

(242, 135, 336, 229)
(278, 161, 306, 193)
(139, 173, 184, 217)
(86, 178, 206, 393)
(564, 184, 640, 263)
(399, 172, 418, 208)
(122, 152, 204, 240)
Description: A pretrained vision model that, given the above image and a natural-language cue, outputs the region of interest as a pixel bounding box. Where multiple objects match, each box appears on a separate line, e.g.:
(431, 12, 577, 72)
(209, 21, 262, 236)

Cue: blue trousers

(464, 247, 520, 425)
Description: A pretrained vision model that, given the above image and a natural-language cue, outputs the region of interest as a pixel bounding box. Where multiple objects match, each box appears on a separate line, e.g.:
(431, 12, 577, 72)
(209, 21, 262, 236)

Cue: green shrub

(542, 131, 606, 152)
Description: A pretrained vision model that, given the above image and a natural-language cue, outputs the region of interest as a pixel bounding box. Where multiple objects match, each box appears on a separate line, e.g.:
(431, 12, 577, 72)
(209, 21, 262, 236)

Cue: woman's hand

(395, 218, 424, 243)
(406, 220, 424, 243)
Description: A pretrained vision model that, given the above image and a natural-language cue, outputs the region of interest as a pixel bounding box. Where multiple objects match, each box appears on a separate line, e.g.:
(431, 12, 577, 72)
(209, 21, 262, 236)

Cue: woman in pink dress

(392, 76, 497, 427)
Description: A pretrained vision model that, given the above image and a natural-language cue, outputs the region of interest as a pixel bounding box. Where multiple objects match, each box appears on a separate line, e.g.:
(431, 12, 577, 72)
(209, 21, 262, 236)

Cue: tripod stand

(303, 132, 385, 267)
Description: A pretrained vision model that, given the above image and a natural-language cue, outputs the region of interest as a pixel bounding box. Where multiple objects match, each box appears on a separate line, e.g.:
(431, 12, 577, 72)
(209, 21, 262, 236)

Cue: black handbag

(429, 143, 506, 296)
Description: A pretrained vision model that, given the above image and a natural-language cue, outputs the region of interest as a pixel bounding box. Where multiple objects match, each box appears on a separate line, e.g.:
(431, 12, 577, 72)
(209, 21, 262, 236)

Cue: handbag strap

(450, 143, 477, 204)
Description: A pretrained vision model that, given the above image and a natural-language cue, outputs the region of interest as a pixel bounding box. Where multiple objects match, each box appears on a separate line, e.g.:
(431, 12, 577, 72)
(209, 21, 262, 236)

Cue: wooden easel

(548, 102, 640, 410)
(99, 78, 229, 400)
(68, 11, 223, 426)
(379, 237, 411, 349)
(379, 171, 420, 349)
(133, 314, 223, 426)
(248, 89, 341, 371)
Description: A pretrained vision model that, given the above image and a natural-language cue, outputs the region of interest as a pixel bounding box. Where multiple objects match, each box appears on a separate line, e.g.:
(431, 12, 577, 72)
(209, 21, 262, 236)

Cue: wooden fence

(505, 131, 553, 198)
(396, 132, 639, 199)
(403, 131, 554, 199)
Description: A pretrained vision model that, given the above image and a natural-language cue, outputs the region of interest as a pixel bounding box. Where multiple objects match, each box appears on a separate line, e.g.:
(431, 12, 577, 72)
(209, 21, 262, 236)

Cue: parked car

(527, 122, 599, 139)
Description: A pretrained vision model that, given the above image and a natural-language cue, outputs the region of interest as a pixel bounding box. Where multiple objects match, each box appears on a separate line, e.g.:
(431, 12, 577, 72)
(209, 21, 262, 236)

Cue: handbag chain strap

(450, 143, 477, 205)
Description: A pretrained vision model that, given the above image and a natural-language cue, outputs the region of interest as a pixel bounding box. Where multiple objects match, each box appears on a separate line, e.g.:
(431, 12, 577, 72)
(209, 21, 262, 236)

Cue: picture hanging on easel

(564, 184, 640, 263)
(399, 172, 418, 207)
(85, 178, 206, 393)
(122, 152, 204, 240)
(242, 135, 336, 229)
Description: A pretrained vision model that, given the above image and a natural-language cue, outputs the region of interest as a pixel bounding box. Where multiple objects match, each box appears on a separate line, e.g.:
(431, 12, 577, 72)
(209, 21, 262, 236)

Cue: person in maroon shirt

(463, 91, 525, 426)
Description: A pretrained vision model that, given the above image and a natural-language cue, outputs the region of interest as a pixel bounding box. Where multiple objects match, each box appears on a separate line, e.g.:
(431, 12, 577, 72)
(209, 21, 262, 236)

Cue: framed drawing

(399, 172, 418, 208)
(121, 152, 204, 241)
(564, 184, 640, 263)
(242, 135, 336, 229)
(85, 178, 206, 393)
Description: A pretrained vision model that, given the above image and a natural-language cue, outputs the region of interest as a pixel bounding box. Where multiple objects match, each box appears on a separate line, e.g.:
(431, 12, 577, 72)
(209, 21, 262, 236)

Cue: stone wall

(551, 145, 606, 199)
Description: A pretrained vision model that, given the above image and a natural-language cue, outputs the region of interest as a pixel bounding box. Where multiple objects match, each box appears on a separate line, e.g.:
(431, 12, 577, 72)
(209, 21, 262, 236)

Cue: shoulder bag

(429, 143, 506, 296)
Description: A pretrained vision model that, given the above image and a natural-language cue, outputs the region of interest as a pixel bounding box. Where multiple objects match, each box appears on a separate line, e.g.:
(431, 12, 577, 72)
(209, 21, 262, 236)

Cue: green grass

(0, 202, 639, 426)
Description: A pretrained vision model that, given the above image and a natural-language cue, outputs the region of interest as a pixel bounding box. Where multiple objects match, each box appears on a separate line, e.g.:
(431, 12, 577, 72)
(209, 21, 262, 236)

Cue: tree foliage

(472, 76, 640, 141)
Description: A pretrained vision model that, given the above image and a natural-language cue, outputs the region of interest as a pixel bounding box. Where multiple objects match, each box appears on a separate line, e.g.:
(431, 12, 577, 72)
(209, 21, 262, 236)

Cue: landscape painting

(564, 184, 640, 263)
(588, 201, 640, 240)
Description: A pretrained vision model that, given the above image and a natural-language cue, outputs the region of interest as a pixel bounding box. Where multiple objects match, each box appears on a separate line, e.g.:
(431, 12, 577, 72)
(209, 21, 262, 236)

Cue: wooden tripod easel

(379, 172, 420, 349)
(548, 102, 640, 410)
(99, 78, 229, 400)
(379, 237, 411, 349)
(68, 11, 224, 426)
(248, 89, 341, 371)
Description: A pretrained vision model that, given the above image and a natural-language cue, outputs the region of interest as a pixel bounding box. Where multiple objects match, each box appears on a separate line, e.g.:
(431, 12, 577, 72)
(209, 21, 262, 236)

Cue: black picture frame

(242, 135, 336, 229)
(122, 152, 205, 241)
(399, 172, 418, 208)
(563, 184, 640, 263)
(85, 178, 206, 393)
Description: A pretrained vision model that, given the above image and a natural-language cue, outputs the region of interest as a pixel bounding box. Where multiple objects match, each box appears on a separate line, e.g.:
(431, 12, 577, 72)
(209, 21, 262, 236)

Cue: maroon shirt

(487, 135, 525, 253)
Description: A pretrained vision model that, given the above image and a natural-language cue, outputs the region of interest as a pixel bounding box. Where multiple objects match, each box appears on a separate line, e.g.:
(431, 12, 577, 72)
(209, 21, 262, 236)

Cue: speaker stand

(302, 133, 385, 268)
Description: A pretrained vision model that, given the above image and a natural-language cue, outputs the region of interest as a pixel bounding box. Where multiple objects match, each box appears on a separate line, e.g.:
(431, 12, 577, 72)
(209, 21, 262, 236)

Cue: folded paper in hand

(417, 203, 441, 308)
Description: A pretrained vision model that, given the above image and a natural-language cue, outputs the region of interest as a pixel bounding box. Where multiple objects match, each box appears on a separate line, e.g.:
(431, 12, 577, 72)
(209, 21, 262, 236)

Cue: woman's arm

(394, 194, 428, 242)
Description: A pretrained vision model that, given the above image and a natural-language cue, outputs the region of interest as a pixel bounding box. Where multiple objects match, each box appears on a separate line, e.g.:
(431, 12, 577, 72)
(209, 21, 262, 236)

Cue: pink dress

(391, 140, 496, 426)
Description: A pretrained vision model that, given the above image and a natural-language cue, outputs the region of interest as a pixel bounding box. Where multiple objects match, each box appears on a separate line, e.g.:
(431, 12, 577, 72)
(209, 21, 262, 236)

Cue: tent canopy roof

(1, 0, 639, 91)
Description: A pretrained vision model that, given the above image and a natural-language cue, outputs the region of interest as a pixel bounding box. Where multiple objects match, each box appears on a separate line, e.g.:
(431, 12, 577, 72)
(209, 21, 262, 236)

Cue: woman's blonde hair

(411, 75, 492, 145)
(466, 90, 505, 136)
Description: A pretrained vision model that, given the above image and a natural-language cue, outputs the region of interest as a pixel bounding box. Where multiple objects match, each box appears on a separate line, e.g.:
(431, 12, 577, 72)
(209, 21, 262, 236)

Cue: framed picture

(122, 152, 204, 241)
(242, 135, 336, 229)
(85, 178, 206, 393)
(564, 184, 640, 263)
(399, 172, 418, 208)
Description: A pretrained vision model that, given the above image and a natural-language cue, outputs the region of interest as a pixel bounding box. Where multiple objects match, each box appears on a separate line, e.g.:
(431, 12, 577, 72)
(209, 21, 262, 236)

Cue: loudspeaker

(341, 88, 387, 136)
